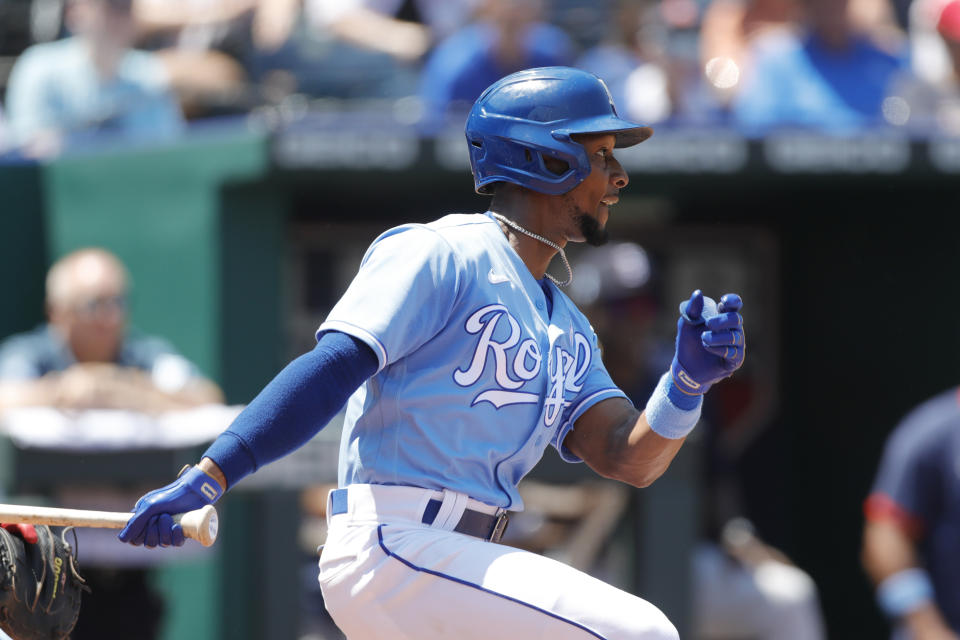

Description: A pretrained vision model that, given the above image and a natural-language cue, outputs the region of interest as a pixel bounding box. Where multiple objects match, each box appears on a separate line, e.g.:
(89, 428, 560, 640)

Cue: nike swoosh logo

(488, 269, 510, 284)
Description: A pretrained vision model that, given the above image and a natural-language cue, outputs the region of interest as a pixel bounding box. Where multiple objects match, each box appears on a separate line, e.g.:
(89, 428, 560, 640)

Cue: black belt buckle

(488, 512, 509, 543)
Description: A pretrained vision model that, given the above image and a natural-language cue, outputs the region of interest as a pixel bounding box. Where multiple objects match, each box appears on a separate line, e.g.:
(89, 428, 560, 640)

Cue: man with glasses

(0, 247, 222, 412)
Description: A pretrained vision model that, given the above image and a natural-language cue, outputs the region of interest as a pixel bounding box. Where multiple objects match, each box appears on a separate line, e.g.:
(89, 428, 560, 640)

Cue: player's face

(561, 133, 628, 246)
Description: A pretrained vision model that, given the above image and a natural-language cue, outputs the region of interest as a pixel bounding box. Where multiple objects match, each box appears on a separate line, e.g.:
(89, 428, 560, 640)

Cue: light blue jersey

(318, 213, 628, 509)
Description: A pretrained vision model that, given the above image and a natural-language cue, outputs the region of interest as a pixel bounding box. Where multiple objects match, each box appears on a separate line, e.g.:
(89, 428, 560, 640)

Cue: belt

(329, 488, 510, 543)
(421, 498, 510, 543)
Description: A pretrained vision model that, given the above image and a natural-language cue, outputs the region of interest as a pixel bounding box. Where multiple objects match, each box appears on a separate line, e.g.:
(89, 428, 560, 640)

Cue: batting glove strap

(177, 466, 224, 504)
(671, 359, 709, 396)
(645, 373, 703, 440)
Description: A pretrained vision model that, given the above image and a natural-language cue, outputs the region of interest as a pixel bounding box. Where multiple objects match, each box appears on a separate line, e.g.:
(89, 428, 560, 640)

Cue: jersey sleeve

(865, 406, 949, 536)
(317, 225, 462, 371)
(551, 327, 628, 463)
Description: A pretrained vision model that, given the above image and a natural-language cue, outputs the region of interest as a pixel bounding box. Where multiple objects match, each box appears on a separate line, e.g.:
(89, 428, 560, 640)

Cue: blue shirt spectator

(419, 0, 574, 130)
(4, 0, 183, 156)
(731, 0, 906, 135)
(732, 30, 905, 134)
(576, 1, 674, 125)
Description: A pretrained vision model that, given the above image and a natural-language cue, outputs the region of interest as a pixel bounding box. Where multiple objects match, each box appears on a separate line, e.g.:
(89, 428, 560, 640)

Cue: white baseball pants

(317, 484, 678, 640)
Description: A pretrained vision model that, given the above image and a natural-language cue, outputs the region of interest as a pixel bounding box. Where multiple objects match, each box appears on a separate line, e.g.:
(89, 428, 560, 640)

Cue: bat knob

(177, 505, 218, 547)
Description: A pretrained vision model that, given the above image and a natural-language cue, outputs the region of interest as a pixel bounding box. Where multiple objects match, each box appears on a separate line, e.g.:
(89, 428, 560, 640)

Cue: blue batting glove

(670, 290, 745, 396)
(118, 466, 223, 548)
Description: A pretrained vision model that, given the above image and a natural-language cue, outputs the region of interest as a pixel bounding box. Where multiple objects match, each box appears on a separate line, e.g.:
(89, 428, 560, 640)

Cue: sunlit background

(1, 0, 960, 638)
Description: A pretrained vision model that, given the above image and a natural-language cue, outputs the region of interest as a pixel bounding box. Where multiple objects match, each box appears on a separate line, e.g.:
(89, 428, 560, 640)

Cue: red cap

(938, 0, 960, 42)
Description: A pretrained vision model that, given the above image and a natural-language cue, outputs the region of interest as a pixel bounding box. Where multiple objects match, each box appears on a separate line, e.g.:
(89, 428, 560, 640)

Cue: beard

(575, 212, 609, 247)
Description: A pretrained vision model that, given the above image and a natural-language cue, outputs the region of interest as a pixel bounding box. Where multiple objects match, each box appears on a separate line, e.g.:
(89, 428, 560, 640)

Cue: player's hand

(671, 290, 745, 395)
(0, 523, 38, 544)
(118, 466, 223, 548)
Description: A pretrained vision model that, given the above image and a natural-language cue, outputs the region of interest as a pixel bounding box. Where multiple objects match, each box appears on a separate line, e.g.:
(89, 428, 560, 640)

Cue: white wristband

(877, 568, 934, 619)
(644, 373, 703, 439)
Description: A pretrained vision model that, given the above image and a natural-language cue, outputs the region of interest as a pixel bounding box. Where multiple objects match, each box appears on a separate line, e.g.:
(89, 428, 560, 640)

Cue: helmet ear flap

(471, 134, 585, 195)
(540, 150, 570, 177)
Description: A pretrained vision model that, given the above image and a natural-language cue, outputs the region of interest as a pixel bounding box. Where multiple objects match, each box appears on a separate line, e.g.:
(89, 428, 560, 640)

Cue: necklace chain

(491, 212, 573, 287)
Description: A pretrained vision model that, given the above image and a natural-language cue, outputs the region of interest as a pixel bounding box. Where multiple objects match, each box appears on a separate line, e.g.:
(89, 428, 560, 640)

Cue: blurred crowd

(2, 0, 960, 157)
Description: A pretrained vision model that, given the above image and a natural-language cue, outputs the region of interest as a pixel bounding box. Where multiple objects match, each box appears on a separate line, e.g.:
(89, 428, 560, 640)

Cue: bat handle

(173, 505, 218, 547)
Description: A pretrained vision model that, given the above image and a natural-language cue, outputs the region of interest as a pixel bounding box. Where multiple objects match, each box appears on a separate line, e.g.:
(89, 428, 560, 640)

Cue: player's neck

(489, 205, 565, 282)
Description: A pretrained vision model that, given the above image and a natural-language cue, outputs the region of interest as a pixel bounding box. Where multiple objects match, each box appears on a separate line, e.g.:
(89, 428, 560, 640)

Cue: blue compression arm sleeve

(202, 331, 378, 489)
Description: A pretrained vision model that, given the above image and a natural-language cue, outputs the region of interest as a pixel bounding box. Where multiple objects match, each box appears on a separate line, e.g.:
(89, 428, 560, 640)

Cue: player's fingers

(701, 329, 743, 348)
(705, 312, 743, 331)
(718, 293, 742, 313)
(171, 522, 185, 547)
(144, 516, 161, 548)
(702, 344, 744, 362)
(118, 511, 149, 544)
(680, 290, 704, 323)
(157, 513, 176, 547)
(723, 346, 746, 371)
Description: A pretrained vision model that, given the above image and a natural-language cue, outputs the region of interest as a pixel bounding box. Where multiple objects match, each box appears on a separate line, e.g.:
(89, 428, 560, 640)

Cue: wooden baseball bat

(0, 503, 218, 547)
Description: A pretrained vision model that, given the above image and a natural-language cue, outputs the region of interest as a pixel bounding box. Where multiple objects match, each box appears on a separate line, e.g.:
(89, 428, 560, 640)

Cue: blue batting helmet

(465, 66, 653, 196)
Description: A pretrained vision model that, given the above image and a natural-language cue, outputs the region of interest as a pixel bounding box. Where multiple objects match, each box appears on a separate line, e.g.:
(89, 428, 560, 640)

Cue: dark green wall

(0, 163, 47, 338)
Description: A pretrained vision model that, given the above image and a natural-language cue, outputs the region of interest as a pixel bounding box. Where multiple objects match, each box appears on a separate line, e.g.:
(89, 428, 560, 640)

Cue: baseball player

(118, 66, 746, 639)
(862, 387, 960, 639)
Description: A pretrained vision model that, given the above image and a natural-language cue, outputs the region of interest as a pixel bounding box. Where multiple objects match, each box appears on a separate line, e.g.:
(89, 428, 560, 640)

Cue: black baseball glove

(0, 524, 88, 640)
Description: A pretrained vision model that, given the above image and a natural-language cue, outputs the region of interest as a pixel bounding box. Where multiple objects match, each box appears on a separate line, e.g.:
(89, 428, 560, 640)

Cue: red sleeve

(863, 492, 925, 539)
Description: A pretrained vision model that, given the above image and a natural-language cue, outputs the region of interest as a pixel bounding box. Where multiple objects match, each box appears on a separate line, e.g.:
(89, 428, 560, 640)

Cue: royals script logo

(453, 304, 592, 426)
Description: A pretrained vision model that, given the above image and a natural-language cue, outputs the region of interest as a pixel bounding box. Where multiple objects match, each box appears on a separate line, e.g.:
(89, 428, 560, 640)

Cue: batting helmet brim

(555, 114, 654, 149)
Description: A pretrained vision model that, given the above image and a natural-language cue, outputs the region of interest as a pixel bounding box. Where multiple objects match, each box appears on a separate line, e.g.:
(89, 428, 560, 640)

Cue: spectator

(419, 0, 574, 129)
(252, 0, 479, 100)
(306, 0, 479, 62)
(699, 0, 802, 103)
(908, 0, 953, 84)
(862, 386, 960, 639)
(729, 0, 907, 134)
(0, 248, 222, 413)
(576, 0, 675, 125)
(131, 0, 304, 117)
(0, 247, 223, 639)
(887, 0, 960, 133)
(700, 0, 899, 102)
(4, 0, 184, 158)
